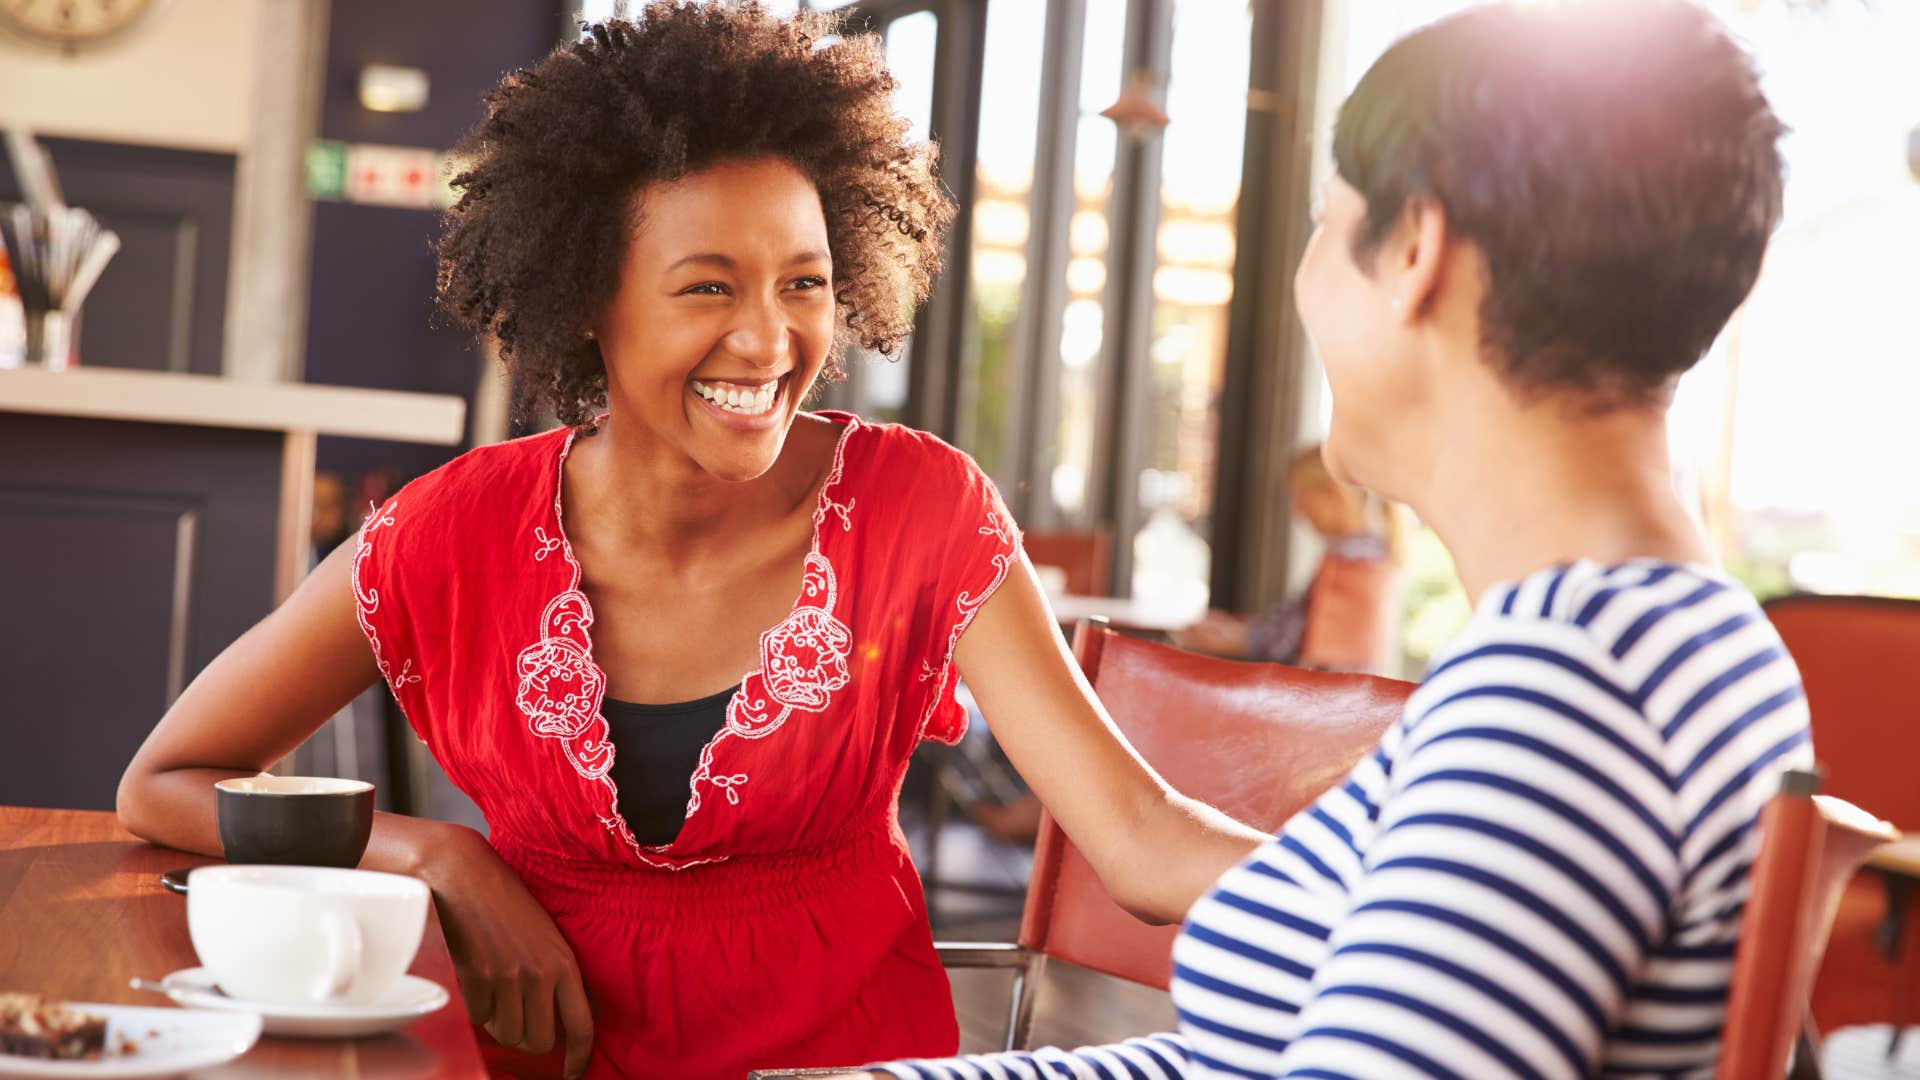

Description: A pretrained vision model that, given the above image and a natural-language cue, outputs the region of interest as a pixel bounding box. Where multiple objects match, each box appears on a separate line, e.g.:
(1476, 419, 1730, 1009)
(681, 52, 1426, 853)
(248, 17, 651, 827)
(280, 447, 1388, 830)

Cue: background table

(1858, 836, 1920, 1060)
(0, 806, 483, 1078)
(1869, 837, 1920, 880)
(1047, 594, 1205, 636)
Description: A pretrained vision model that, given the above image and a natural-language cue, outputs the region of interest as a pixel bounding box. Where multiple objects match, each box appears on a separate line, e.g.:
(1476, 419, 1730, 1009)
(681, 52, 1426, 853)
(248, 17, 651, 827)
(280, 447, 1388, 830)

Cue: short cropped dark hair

(436, 1, 954, 426)
(1333, 0, 1786, 408)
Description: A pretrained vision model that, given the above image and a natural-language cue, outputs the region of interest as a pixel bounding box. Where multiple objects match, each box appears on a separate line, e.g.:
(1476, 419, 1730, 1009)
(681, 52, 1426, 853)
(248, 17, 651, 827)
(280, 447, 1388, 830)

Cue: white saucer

(0, 1003, 260, 1079)
(153, 969, 449, 1039)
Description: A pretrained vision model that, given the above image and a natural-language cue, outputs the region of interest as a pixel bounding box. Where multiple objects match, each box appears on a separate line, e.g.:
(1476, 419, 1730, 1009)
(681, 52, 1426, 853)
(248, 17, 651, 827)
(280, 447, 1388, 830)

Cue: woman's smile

(688, 373, 790, 431)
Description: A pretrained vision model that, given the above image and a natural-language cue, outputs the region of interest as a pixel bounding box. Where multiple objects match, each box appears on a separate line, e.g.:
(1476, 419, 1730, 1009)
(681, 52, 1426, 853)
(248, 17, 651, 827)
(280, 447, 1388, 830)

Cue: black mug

(214, 776, 375, 868)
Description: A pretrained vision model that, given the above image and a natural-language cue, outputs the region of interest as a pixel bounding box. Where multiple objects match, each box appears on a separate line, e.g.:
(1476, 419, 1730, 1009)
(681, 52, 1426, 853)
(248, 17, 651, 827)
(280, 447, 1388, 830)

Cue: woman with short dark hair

(876, 2, 1809, 1076)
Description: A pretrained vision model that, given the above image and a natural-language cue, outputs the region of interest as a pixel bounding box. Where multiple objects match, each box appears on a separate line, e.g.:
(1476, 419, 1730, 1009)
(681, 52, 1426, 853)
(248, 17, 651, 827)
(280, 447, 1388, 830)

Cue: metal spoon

(127, 977, 226, 1001)
(127, 978, 181, 1000)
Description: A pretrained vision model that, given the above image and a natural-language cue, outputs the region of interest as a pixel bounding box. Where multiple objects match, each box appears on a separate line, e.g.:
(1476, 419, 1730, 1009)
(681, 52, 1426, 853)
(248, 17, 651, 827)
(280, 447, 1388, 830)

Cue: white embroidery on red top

(685, 430, 859, 819)
(708, 773, 750, 806)
(920, 508, 1016, 682)
(522, 421, 858, 870)
(726, 553, 852, 737)
(913, 506, 1017, 745)
(515, 593, 616, 779)
(352, 500, 422, 692)
(814, 437, 855, 533)
(513, 585, 651, 856)
(520, 429, 723, 871)
(532, 526, 563, 562)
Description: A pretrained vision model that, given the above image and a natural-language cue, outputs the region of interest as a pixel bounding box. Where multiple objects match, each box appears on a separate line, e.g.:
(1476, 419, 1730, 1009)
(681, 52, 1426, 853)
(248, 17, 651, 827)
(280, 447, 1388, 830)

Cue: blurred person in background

(1176, 443, 1404, 676)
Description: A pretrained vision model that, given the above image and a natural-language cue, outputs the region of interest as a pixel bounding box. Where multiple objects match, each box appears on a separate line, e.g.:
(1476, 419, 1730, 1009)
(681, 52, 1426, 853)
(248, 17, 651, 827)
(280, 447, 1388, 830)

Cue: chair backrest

(1022, 530, 1113, 598)
(1764, 595, 1920, 829)
(1018, 620, 1416, 989)
(1717, 770, 1898, 1080)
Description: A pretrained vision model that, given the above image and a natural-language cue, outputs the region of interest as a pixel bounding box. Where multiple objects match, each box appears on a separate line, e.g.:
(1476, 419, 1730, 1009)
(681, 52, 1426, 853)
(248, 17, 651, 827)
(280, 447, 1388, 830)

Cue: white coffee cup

(187, 865, 429, 1007)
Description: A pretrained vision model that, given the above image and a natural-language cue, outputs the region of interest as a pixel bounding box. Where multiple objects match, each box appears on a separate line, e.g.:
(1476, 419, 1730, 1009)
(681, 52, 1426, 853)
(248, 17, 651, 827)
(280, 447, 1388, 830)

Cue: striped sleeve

(1273, 646, 1684, 1079)
(872, 1033, 1195, 1079)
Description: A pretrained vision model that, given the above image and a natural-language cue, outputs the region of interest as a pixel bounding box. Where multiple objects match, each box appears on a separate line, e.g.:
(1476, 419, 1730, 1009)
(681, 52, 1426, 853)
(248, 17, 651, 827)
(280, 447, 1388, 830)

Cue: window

(1047, 0, 1130, 524)
(843, 9, 942, 425)
(956, 0, 1049, 482)
(1677, 0, 1920, 601)
(1128, 0, 1252, 607)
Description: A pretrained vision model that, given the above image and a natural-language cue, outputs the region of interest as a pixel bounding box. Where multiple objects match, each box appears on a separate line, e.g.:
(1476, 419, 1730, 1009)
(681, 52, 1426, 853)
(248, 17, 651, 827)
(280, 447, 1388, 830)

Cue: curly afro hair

(436, 1, 955, 427)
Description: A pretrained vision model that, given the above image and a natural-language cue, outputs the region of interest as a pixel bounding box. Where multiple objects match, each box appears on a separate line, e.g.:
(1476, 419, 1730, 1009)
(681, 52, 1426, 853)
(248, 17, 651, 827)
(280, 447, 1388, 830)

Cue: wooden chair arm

(934, 941, 1035, 968)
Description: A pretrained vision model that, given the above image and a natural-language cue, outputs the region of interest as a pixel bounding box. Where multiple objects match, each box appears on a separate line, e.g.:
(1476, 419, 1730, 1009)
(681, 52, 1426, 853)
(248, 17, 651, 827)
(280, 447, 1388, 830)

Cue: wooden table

(1867, 836, 1920, 966)
(1857, 836, 1920, 1059)
(1869, 837, 1920, 879)
(0, 807, 483, 1078)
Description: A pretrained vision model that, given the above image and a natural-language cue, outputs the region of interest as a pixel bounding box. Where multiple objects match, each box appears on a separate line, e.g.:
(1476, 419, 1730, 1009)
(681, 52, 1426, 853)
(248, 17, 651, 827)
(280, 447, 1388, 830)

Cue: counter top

(0, 366, 467, 445)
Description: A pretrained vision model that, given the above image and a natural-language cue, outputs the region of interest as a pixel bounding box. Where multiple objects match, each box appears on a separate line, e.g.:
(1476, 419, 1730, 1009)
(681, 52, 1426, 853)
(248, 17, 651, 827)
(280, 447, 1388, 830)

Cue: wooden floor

(946, 959, 1178, 1055)
(1825, 1027, 1920, 1079)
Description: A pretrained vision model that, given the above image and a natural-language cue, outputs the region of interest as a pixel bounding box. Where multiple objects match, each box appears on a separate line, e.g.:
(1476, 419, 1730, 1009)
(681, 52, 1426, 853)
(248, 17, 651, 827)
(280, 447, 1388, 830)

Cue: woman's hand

(419, 828, 595, 1079)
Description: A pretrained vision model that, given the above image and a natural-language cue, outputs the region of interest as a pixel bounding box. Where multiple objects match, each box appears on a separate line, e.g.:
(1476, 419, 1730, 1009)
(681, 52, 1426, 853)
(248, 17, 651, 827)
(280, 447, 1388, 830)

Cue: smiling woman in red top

(113, 5, 1265, 1080)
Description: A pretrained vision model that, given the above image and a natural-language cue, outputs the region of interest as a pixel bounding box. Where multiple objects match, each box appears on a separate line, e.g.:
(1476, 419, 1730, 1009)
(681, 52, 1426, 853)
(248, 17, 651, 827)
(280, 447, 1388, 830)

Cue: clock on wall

(0, 0, 159, 51)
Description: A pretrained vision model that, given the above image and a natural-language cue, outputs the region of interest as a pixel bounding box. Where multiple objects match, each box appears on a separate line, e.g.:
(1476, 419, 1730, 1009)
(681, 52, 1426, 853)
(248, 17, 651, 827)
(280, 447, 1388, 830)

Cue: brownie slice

(0, 993, 109, 1060)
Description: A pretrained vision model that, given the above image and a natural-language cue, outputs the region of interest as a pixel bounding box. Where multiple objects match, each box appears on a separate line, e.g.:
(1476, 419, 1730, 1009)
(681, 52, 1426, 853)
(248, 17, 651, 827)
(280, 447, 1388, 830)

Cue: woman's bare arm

(954, 556, 1267, 925)
(115, 539, 455, 877)
(116, 539, 596, 1075)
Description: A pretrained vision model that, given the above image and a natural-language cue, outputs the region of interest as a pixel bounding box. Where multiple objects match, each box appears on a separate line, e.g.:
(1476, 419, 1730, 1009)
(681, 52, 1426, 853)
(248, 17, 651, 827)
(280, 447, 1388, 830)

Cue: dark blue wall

(304, 0, 563, 485)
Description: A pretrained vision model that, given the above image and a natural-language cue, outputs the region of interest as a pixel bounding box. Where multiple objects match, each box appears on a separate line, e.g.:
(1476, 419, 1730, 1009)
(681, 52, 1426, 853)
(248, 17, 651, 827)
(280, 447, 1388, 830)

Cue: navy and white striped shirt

(880, 560, 1812, 1079)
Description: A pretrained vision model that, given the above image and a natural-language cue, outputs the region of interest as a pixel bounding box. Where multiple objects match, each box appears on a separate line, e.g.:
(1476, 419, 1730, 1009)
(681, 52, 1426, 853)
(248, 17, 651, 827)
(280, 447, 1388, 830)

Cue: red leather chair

(1718, 768, 1897, 1079)
(1764, 595, 1920, 1035)
(937, 619, 1415, 1048)
(1021, 530, 1113, 598)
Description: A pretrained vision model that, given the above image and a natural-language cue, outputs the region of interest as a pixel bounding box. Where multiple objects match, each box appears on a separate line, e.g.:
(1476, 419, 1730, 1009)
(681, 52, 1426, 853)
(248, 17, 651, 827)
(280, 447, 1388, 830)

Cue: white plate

(154, 969, 449, 1039)
(0, 1003, 260, 1079)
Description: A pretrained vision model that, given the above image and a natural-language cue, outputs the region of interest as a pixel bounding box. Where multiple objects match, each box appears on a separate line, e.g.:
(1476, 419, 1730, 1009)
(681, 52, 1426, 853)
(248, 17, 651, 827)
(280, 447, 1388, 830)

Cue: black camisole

(601, 685, 735, 847)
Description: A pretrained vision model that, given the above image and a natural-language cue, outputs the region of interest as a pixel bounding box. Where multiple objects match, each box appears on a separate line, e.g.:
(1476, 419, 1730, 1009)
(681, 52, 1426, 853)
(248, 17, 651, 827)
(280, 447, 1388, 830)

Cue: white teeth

(691, 378, 780, 417)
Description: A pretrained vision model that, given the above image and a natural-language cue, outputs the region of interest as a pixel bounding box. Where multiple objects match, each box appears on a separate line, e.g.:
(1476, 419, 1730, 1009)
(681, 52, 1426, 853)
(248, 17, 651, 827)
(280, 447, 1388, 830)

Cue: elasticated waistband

(491, 820, 909, 921)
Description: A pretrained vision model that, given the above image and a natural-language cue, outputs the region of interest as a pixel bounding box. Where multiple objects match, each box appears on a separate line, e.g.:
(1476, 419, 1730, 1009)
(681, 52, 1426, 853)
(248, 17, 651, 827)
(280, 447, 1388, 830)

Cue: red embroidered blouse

(351, 412, 1020, 1078)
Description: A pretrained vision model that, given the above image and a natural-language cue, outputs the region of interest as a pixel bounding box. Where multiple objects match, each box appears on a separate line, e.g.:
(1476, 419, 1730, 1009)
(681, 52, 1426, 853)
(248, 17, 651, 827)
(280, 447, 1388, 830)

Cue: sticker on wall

(306, 141, 348, 201)
(345, 144, 440, 209)
(307, 142, 463, 210)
